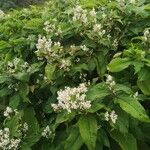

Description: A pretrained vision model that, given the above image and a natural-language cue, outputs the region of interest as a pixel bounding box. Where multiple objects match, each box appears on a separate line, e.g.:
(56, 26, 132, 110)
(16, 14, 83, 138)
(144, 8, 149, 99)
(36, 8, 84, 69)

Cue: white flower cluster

(106, 75, 116, 90)
(104, 110, 118, 124)
(59, 59, 71, 71)
(35, 35, 63, 63)
(73, 5, 88, 25)
(3, 107, 18, 119)
(3, 107, 13, 118)
(51, 83, 91, 113)
(143, 29, 150, 42)
(73, 6, 97, 25)
(89, 8, 97, 23)
(22, 123, 28, 133)
(0, 128, 21, 150)
(41, 126, 52, 138)
(7, 58, 30, 73)
(43, 21, 62, 36)
(112, 39, 118, 48)
(80, 45, 89, 51)
(93, 24, 106, 37)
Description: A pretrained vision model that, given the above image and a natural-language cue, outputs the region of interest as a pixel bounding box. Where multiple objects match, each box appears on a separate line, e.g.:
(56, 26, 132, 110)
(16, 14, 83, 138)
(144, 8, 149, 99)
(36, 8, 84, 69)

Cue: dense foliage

(0, 0, 150, 149)
(0, 0, 46, 11)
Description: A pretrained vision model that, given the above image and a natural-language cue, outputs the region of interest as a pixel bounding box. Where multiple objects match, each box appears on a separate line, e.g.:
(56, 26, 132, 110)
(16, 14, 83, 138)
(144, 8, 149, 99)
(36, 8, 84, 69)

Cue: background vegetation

(0, 0, 150, 150)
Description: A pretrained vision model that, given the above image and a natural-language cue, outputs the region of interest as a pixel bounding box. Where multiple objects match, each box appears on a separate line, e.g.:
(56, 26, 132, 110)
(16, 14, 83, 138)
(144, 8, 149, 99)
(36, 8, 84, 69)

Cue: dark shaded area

(0, 0, 46, 11)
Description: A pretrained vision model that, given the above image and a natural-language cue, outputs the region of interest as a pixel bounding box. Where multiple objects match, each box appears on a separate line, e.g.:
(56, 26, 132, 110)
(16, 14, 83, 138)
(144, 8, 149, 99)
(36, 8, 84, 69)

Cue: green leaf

(9, 94, 21, 109)
(94, 53, 107, 77)
(87, 101, 105, 113)
(65, 127, 83, 150)
(86, 82, 109, 101)
(137, 80, 150, 96)
(137, 68, 150, 95)
(115, 95, 150, 122)
(55, 112, 76, 125)
(0, 87, 12, 97)
(78, 115, 97, 150)
(13, 72, 29, 82)
(115, 108, 129, 134)
(110, 130, 137, 150)
(5, 113, 21, 137)
(108, 58, 131, 72)
(97, 129, 110, 148)
(23, 107, 40, 134)
(0, 75, 10, 84)
(114, 84, 132, 95)
(45, 64, 56, 81)
(18, 83, 30, 102)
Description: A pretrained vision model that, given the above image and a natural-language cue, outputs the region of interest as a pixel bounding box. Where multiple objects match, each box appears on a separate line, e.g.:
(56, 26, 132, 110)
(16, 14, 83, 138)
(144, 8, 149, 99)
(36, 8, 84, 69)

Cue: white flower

(35, 36, 63, 63)
(104, 111, 109, 121)
(22, 123, 28, 132)
(93, 24, 105, 37)
(90, 8, 96, 18)
(41, 126, 52, 138)
(143, 29, 150, 41)
(110, 110, 118, 124)
(51, 83, 91, 113)
(4, 107, 13, 117)
(106, 75, 116, 90)
(133, 91, 138, 99)
(0, 127, 21, 150)
(73, 5, 88, 25)
(80, 45, 89, 51)
(104, 110, 118, 124)
(130, 0, 135, 4)
(59, 59, 71, 71)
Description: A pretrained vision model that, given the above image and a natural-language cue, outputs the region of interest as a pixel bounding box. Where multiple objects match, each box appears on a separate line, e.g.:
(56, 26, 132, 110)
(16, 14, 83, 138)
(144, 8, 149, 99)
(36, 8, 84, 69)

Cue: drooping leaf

(86, 82, 109, 101)
(64, 127, 83, 150)
(115, 95, 150, 122)
(108, 58, 131, 72)
(110, 130, 137, 150)
(78, 115, 97, 150)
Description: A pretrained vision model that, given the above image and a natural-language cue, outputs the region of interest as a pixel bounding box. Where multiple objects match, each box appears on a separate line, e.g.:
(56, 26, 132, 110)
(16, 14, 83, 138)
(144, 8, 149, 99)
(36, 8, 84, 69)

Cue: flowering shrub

(0, 0, 150, 149)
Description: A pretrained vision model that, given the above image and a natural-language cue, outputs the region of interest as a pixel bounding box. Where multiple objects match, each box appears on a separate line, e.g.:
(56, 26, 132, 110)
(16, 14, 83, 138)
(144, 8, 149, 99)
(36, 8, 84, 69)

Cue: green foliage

(0, 0, 150, 149)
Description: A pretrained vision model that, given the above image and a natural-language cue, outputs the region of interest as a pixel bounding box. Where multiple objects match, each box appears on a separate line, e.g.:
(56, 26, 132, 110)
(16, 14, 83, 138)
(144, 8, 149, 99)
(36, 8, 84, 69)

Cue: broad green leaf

(137, 68, 150, 95)
(23, 107, 40, 134)
(45, 64, 56, 81)
(94, 53, 107, 77)
(0, 87, 12, 97)
(87, 101, 105, 113)
(115, 95, 150, 122)
(97, 129, 110, 148)
(108, 58, 131, 72)
(114, 84, 132, 95)
(9, 94, 21, 109)
(78, 115, 97, 150)
(5, 113, 22, 137)
(64, 127, 83, 150)
(86, 82, 109, 101)
(0, 75, 10, 84)
(18, 83, 29, 102)
(55, 112, 76, 125)
(115, 108, 129, 134)
(137, 80, 150, 96)
(110, 130, 137, 150)
(13, 72, 29, 82)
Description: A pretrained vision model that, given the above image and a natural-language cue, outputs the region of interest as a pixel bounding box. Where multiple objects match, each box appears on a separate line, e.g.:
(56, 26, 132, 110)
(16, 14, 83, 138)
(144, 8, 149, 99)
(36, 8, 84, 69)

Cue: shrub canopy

(0, 0, 150, 149)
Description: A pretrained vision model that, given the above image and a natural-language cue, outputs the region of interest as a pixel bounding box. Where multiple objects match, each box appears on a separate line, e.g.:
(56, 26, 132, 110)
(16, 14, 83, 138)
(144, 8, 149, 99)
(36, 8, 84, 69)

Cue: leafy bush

(0, 0, 46, 11)
(0, 0, 150, 149)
